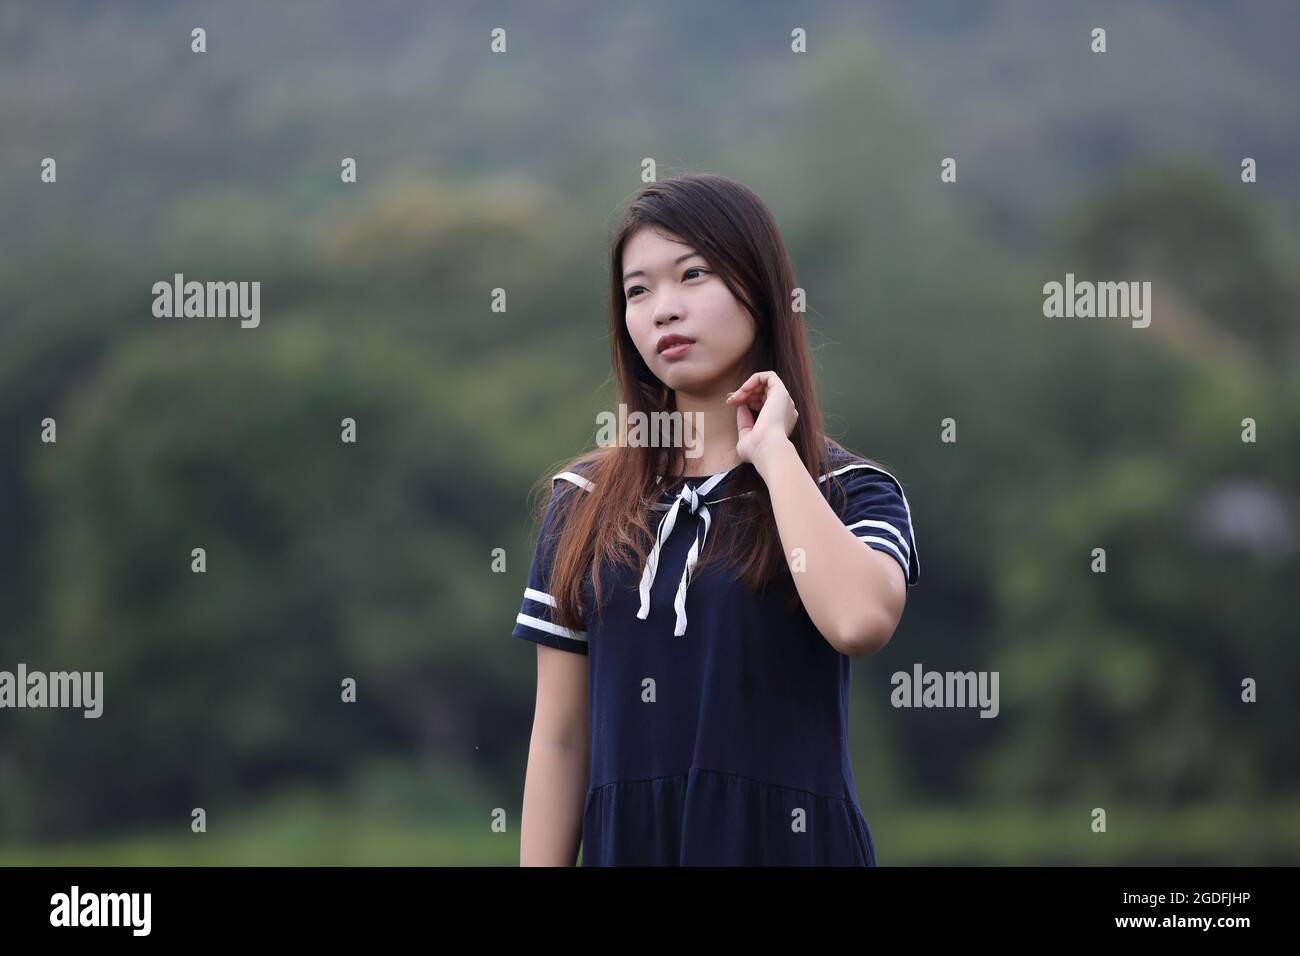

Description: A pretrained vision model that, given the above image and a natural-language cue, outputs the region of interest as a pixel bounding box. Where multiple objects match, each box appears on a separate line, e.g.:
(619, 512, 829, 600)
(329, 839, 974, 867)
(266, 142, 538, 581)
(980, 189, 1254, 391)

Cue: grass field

(4, 789, 1297, 866)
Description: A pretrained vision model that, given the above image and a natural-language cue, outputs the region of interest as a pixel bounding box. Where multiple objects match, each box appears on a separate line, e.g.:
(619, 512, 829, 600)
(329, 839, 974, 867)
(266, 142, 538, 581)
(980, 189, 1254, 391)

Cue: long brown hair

(534, 171, 843, 631)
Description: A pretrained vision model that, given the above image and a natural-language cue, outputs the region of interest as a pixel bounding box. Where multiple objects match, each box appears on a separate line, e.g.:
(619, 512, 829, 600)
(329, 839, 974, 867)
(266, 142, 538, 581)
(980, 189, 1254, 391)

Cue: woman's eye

(626, 270, 707, 300)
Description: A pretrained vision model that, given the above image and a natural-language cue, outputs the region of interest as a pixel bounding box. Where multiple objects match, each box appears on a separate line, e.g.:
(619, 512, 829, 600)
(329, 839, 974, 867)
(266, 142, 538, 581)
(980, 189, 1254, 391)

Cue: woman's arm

(729, 370, 907, 658)
(756, 437, 907, 657)
(519, 644, 590, 865)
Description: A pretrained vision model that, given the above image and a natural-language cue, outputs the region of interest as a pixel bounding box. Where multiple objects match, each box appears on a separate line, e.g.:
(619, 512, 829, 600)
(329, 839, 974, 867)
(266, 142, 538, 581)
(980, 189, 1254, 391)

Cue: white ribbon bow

(636, 468, 734, 636)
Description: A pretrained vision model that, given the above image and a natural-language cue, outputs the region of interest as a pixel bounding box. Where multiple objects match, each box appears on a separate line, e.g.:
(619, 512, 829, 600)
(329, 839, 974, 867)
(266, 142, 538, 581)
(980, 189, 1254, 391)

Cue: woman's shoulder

(820, 435, 920, 585)
(548, 440, 909, 491)
(548, 446, 614, 493)
(819, 436, 899, 481)
(818, 436, 915, 511)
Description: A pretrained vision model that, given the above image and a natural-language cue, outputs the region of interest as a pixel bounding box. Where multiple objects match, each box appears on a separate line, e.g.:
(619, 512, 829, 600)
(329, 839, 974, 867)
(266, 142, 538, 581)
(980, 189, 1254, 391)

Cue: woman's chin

(660, 364, 728, 394)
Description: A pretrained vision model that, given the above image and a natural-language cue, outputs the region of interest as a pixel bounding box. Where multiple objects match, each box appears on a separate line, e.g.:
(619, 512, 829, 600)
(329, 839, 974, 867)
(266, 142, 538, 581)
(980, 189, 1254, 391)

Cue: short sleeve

(827, 461, 919, 587)
(512, 473, 590, 654)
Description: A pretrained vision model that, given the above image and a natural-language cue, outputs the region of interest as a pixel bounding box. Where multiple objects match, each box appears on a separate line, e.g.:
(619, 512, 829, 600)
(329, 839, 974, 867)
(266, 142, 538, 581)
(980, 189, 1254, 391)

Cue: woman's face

(621, 227, 757, 397)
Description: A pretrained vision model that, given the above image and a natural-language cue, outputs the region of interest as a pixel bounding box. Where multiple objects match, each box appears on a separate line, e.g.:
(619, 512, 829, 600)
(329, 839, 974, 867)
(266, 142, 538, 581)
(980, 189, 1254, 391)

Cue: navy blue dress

(513, 439, 919, 866)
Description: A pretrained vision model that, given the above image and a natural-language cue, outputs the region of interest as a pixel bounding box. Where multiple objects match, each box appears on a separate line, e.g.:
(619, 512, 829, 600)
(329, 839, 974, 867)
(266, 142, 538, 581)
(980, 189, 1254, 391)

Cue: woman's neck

(672, 387, 743, 476)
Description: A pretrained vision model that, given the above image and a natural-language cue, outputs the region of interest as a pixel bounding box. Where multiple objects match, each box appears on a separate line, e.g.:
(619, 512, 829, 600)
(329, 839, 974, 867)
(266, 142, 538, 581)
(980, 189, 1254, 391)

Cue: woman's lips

(660, 341, 692, 360)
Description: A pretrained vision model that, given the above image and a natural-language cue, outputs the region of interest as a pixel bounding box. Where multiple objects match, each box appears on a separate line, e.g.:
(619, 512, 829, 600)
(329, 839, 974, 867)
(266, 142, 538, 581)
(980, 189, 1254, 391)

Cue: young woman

(514, 172, 919, 866)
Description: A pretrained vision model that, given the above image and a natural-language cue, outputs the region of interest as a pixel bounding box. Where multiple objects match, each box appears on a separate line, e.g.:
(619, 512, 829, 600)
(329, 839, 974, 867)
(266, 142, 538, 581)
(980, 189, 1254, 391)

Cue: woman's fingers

(727, 371, 775, 405)
(735, 386, 766, 413)
(728, 371, 765, 399)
